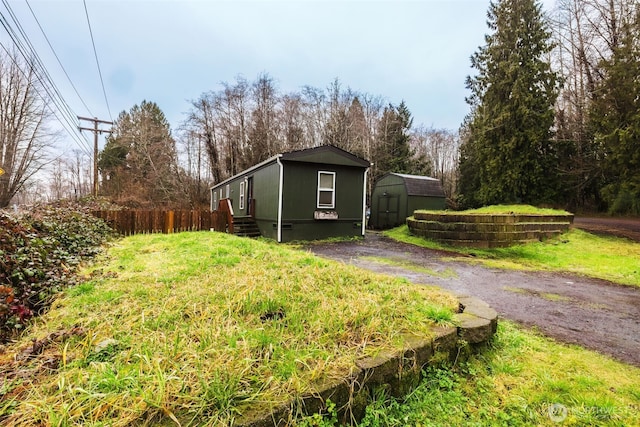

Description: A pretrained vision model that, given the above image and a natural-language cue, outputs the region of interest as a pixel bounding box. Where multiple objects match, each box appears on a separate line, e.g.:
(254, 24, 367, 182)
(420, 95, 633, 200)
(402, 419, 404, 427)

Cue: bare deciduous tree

(217, 77, 250, 174)
(248, 73, 280, 164)
(0, 49, 54, 208)
(47, 150, 93, 201)
(180, 74, 427, 201)
(279, 93, 305, 150)
(175, 128, 212, 208)
(411, 126, 460, 201)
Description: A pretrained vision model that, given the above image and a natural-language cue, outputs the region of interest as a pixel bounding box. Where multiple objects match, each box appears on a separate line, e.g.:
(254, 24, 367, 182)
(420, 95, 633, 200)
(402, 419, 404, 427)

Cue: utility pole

(78, 116, 113, 197)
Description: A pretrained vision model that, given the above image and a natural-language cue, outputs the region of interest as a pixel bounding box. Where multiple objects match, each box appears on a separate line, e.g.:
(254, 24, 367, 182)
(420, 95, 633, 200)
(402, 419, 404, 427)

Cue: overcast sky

(2, 0, 556, 156)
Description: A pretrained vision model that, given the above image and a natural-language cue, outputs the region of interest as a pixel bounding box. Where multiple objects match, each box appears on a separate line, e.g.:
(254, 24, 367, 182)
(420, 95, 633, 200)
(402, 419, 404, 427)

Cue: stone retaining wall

(407, 212, 574, 248)
(237, 295, 498, 426)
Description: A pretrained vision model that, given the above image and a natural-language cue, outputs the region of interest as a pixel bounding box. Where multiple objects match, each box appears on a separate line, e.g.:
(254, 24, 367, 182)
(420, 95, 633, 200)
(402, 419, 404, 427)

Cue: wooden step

(232, 217, 261, 237)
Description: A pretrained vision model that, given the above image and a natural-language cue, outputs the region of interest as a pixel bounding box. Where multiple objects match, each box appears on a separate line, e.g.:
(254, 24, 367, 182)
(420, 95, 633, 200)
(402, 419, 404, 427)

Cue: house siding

(252, 162, 280, 240)
(210, 146, 370, 242)
(279, 161, 365, 242)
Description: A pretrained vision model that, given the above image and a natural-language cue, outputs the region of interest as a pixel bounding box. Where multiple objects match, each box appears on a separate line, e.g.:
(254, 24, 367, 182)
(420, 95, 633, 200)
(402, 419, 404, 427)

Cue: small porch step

(232, 216, 261, 238)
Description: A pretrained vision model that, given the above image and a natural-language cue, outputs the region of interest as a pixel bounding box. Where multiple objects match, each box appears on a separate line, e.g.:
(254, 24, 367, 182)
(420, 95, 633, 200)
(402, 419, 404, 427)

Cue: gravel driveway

(306, 232, 640, 367)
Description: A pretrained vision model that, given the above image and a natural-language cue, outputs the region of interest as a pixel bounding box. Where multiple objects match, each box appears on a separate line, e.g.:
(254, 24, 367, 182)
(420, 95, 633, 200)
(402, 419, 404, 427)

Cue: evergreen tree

(99, 101, 182, 207)
(460, 0, 560, 207)
(389, 101, 414, 173)
(371, 101, 427, 183)
(457, 117, 482, 208)
(589, 8, 640, 214)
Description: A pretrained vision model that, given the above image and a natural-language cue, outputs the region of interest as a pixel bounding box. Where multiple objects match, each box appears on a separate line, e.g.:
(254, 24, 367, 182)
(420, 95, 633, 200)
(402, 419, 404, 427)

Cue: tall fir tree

(371, 101, 426, 183)
(459, 0, 560, 207)
(99, 101, 182, 207)
(588, 8, 640, 215)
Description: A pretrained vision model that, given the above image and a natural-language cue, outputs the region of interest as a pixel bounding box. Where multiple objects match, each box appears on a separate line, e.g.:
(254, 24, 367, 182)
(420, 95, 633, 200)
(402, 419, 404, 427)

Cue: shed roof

(389, 173, 445, 197)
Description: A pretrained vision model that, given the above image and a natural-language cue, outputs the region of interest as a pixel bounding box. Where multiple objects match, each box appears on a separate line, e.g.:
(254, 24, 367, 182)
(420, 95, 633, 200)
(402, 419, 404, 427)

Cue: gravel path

(306, 232, 640, 367)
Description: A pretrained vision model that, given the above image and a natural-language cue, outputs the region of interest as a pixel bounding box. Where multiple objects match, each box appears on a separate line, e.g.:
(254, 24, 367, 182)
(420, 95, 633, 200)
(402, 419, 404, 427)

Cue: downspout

(276, 155, 284, 243)
(361, 167, 369, 237)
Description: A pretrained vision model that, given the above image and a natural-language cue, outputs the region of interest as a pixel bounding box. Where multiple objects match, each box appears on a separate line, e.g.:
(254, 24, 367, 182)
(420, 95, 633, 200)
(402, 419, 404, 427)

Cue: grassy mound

(0, 232, 457, 426)
(415, 204, 571, 216)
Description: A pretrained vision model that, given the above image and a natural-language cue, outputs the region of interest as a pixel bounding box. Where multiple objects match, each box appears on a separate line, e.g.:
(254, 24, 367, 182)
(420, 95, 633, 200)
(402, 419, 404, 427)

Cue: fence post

(166, 210, 174, 234)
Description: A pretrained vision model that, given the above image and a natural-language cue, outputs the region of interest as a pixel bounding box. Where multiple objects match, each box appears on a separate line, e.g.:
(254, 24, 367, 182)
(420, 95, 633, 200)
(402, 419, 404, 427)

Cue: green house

(210, 145, 371, 242)
(370, 173, 446, 229)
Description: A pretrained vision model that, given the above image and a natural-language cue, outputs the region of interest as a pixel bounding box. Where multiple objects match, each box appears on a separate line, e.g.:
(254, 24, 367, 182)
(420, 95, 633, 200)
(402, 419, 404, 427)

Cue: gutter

(276, 155, 284, 243)
(361, 167, 369, 236)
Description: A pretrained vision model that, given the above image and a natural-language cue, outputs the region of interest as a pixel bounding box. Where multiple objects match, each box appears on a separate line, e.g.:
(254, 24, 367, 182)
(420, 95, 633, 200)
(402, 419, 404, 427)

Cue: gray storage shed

(370, 173, 446, 229)
(211, 145, 370, 242)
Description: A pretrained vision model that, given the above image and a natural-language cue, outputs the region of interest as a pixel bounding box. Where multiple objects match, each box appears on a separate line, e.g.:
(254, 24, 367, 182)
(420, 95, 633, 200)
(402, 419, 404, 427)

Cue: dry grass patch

(0, 232, 457, 426)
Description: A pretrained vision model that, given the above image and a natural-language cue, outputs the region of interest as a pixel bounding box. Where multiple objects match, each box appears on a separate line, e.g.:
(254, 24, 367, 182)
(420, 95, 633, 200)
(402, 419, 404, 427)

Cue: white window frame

(239, 181, 245, 210)
(219, 188, 223, 200)
(226, 184, 230, 198)
(213, 190, 218, 210)
(317, 171, 336, 209)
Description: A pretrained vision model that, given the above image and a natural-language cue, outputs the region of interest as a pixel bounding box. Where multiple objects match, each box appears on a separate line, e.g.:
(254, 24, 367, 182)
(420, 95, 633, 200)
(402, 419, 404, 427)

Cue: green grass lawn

(354, 321, 640, 426)
(385, 225, 640, 287)
(3, 227, 640, 427)
(0, 232, 456, 427)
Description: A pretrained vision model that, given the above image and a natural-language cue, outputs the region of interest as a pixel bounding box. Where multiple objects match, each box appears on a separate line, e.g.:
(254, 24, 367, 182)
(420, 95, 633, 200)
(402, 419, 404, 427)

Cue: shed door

(377, 195, 399, 228)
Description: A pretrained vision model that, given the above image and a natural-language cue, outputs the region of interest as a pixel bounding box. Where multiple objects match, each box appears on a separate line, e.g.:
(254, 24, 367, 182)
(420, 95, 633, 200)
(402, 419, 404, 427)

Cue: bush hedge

(0, 203, 115, 342)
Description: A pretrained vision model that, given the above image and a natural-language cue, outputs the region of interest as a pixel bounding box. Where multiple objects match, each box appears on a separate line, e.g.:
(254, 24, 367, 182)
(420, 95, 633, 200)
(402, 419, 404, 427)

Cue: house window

(219, 188, 223, 200)
(239, 181, 245, 210)
(317, 171, 336, 209)
(213, 191, 218, 210)
(226, 184, 230, 198)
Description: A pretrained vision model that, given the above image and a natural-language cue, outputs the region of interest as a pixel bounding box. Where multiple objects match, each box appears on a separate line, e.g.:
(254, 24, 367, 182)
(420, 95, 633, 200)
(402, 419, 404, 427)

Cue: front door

(247, 177, 254, 216)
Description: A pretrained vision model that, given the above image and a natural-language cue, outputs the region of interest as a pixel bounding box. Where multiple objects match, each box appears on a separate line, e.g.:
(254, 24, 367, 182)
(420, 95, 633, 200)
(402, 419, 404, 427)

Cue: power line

(24, 0, 94, 118)
(0, 0, 94, 156)
(0, 41, 93, 159)
(0, 0, 114, 168)
(0, 6, 94, 158)
(83, 0, 112, 121)
(0, 42, 92, 158)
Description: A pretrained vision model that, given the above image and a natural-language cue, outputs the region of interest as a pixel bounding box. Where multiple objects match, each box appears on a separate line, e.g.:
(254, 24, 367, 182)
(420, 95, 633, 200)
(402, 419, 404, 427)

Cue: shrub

(0, 204, 115, 342)
(601, 183, 640, 215)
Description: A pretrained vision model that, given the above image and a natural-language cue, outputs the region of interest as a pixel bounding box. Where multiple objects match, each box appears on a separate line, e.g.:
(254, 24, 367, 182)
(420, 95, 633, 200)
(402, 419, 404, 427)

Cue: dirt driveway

(306, 233, 640, 367)
(574, 216, 640, 242)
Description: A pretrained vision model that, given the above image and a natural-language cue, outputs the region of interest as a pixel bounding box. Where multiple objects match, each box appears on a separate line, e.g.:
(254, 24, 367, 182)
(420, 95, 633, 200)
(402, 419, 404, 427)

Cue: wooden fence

(92, 209, 228, 236)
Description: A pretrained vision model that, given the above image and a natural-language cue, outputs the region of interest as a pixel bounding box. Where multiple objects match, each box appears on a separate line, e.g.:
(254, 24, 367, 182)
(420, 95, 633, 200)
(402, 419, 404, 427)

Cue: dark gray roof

(281, 145, 370, 167)
(212, 145, 370, 190)
(391, 173, 445, 197)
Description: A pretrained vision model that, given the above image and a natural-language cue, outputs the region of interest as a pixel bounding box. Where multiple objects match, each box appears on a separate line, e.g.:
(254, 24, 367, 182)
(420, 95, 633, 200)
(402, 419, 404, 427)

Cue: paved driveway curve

(306, 233, 640, 367)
